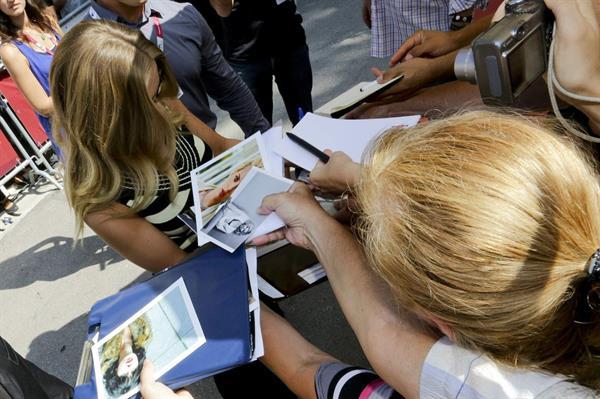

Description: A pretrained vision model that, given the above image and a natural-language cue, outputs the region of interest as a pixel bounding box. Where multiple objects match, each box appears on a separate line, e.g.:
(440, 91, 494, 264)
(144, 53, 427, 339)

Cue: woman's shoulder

(0, 41, 21, 56)
(421, 338, 595, 398)
(0, 42, 28, 65)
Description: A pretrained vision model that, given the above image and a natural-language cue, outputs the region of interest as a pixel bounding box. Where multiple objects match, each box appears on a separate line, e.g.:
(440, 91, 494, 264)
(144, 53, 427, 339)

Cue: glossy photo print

(198, 167, 292, 253)
(191, 133, 267, 241)
(92, 278, 206, 399)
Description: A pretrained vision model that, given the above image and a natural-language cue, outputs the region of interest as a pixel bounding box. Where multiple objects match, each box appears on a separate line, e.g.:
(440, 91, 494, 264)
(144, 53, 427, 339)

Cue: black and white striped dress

(118, 132, 212, 252)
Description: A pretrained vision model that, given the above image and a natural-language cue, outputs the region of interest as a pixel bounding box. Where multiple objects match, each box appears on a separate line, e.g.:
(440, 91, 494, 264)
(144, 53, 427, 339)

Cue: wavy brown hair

(0, 0, 58, 43)
(50, 20, 181, 237)
(357, 110, 600, 388)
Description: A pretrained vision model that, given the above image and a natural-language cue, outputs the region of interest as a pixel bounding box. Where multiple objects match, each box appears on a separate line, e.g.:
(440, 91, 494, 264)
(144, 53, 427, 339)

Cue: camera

(454, 0, 553, 105)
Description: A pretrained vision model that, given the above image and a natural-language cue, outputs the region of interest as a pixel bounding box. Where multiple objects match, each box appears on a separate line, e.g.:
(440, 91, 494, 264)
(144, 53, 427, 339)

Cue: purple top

(11, 34, 59, 134)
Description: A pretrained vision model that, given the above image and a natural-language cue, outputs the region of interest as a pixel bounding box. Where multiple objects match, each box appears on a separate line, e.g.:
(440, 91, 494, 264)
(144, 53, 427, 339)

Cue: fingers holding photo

(140, 360, 194, 399)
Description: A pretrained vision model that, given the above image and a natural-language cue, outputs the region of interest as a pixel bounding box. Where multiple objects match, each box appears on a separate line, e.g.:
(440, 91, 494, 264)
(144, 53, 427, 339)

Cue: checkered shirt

(370, 0, 486, 58)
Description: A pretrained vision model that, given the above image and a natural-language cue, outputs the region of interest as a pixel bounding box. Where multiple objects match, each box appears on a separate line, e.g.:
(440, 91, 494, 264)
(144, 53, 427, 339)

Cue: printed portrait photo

(191, 134, 267, 237)
(93, 278, 206, 399)
(198, 167, 292, 253)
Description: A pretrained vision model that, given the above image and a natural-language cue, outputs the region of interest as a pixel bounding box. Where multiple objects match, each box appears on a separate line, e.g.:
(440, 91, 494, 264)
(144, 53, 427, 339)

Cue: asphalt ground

(0, 0, 390, 397)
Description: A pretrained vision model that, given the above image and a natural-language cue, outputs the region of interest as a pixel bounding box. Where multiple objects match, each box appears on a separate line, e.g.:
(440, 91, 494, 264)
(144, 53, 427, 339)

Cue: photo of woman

(100, 316, 151, 398)
(93, 279, 206, 399)
(191, 134, 266, 229)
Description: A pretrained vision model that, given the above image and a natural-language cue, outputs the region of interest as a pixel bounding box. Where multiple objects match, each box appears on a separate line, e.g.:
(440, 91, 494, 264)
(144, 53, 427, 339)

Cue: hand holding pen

(310, 150, 362, 195)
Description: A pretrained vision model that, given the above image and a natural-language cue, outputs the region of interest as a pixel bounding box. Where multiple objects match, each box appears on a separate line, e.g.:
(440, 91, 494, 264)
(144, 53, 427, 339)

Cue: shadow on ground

(0, 235, 123, 289)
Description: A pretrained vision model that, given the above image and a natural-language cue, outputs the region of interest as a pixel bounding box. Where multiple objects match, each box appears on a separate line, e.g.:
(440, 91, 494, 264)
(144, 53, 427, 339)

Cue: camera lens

(507, 0, 540, 14)
(454, 47, 477, 84)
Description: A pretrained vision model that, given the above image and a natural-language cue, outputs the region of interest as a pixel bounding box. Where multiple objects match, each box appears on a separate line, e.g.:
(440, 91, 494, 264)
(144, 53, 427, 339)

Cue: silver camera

(455, 0, 553, 105)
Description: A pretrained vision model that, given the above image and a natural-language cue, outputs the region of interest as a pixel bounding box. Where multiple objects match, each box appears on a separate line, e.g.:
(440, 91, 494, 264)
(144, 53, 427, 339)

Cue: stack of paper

(273, 112, 420, 171)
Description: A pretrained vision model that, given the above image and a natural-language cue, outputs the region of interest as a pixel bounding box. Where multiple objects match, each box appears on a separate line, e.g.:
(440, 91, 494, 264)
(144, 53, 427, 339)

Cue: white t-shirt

(420, 338, 598, 398)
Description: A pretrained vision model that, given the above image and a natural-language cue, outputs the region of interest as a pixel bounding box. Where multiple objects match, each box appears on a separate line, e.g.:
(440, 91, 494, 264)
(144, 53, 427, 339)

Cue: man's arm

(190, 7, 270, 136)
(209, 0, 234, 17)
(389, 15, 493, 65)
(165, 98, 240, 155)
(371, 51, 457, 101)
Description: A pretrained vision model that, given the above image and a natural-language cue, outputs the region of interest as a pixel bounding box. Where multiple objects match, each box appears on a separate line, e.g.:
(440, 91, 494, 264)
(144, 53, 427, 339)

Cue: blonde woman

(247, 110, 599, 399)
(50, 20, 238, 272)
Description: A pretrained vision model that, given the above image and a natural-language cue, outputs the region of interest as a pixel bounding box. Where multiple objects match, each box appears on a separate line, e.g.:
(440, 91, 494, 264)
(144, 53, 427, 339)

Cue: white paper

(261, 124, 285, 177)
(245, 248, 264, 361)
(247, 213, 285, 242)
(257, 275, 285, 299)
(297, 263, 327, 285)
(246, 248, 259, 313)
(273, 113, 421, 171)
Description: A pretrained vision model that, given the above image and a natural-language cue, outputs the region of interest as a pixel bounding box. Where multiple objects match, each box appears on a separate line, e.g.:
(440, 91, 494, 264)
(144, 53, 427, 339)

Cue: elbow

(37, 107, 52, 117)
(35, 100, 53, 117)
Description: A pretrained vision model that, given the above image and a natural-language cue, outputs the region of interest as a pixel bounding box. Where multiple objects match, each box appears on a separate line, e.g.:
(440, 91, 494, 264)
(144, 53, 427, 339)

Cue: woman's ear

(426, 315, 456, 342)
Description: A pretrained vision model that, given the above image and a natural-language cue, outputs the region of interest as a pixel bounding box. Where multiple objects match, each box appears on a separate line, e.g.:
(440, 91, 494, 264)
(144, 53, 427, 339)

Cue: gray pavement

(0, 1, 386, 397)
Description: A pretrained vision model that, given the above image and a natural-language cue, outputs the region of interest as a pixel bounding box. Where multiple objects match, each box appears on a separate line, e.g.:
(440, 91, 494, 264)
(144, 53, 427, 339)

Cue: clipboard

(314, 75, 404, 119)
(256, 240, 326, 299)
(74, 246, 251, 398)
(177, 211, 327, 299)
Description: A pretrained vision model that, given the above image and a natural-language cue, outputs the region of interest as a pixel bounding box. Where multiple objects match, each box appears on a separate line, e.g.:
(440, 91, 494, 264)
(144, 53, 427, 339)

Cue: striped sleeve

(315, 362, 403, 399)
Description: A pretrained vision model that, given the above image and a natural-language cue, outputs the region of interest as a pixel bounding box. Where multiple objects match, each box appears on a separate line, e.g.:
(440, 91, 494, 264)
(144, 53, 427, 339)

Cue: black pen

(286, 132, 330, 163)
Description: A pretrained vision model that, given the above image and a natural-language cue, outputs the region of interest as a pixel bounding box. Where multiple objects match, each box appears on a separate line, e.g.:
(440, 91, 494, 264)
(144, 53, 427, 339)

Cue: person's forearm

(260, 306, 336, 399)
(306, 218, 431, 398)
(209, 0, 234, 17)
(435, 51, 459, 81)
(182, 109, 226, 154)
(37, 97, 53, 117)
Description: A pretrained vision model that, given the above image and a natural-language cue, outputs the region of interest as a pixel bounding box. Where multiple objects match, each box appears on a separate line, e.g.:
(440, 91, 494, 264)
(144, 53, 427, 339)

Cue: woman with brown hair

(51, 19, 296, 399)
(50, 20, 237, 272)
(0, 0, 60, 150)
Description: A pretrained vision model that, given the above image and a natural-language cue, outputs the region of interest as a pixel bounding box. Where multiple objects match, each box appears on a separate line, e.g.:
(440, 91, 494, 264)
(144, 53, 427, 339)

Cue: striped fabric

(315, 339, 597, 398)
(118, 132, 212, 252)
(369, 0, 485, 58)
(315, 363, 403, 399)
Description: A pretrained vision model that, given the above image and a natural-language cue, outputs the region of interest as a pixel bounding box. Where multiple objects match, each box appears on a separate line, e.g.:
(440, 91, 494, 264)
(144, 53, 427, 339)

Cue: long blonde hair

(50, 20, 180, 237)
(357, 110, 600, 387)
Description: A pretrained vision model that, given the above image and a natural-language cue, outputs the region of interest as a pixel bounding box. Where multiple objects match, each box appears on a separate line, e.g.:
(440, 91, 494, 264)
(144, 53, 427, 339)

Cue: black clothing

(221, 0, 307, 62)
(0, 336, 72, 399)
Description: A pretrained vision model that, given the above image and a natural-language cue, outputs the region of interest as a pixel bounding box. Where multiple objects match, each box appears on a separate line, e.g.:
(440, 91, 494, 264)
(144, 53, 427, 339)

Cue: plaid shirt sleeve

(370, 0, 488, 58)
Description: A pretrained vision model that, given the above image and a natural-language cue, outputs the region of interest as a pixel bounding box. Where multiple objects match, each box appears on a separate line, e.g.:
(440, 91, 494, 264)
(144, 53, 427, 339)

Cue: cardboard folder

(74, 246, 251, 398)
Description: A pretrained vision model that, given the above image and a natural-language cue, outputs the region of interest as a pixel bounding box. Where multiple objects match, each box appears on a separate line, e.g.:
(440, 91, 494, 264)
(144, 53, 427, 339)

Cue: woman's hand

(309, 150, 361, 194)
(545, 0, 600, 98)
(140, 361, 194, 399)
(544, 0, 600, 132)
(252, 183, 331, 250)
